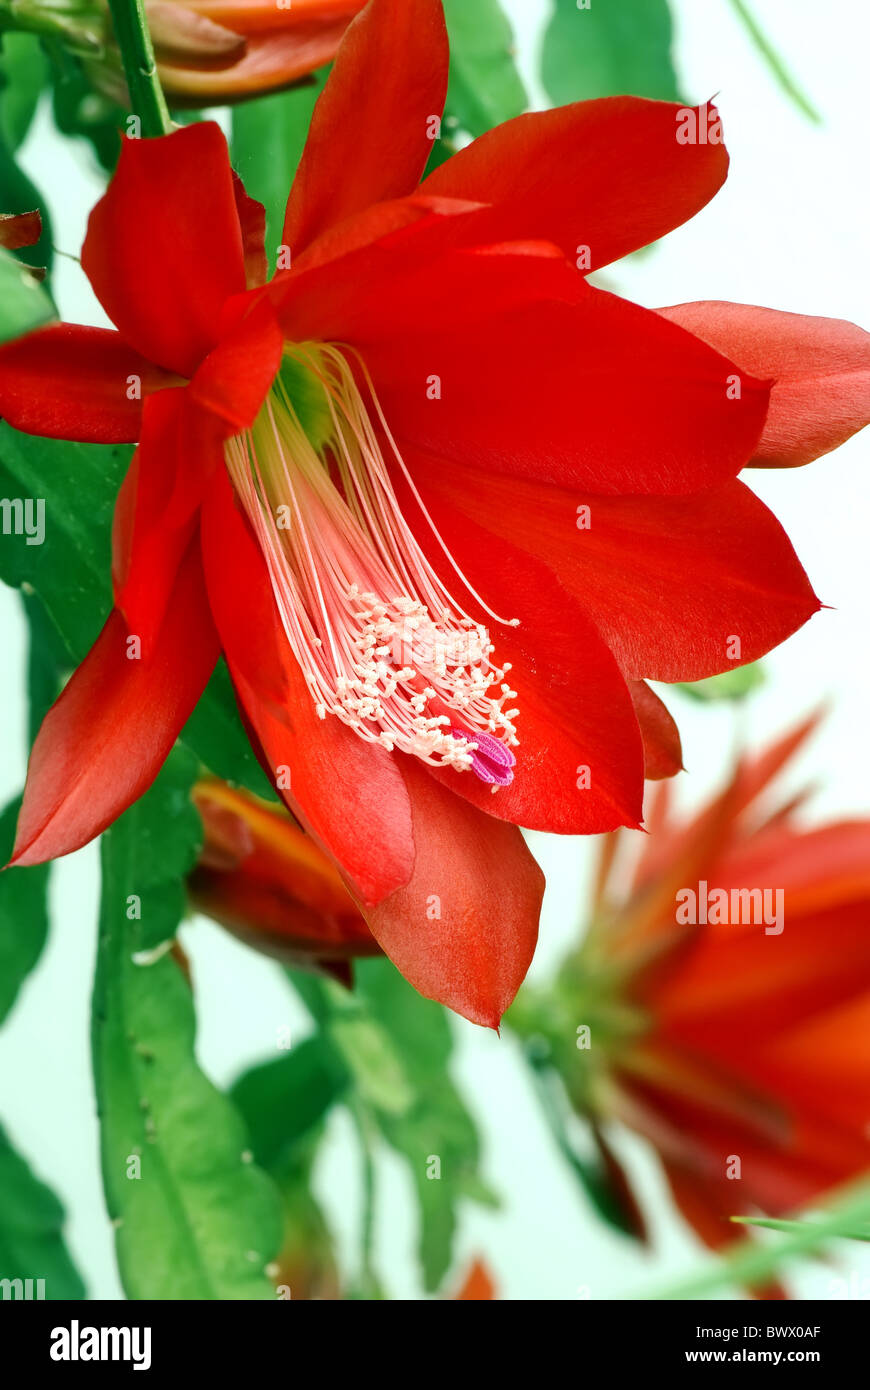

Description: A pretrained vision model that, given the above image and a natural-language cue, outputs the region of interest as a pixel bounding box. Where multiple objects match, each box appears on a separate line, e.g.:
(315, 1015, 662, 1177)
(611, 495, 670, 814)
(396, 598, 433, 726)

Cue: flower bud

(188, 779, 380, 978)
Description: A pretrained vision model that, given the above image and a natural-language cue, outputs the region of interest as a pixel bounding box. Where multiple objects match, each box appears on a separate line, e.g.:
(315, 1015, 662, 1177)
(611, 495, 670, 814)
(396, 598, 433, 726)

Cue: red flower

(1, 0, 867, 1026)
(188, 777, 379, 981)
(514, 715, 870, 1287)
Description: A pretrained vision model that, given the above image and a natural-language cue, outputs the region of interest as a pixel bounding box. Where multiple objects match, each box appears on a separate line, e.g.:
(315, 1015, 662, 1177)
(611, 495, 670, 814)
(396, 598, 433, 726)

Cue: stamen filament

(224, 342, 520, 777)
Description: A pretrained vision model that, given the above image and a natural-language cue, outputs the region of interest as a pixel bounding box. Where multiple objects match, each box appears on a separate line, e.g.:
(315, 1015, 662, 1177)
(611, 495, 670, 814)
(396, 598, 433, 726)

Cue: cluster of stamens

(224, 342, 519, 783)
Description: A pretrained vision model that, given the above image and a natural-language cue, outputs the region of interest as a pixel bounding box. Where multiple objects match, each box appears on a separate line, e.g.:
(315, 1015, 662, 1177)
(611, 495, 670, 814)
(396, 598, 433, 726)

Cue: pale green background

(1, 0, 869, 1298)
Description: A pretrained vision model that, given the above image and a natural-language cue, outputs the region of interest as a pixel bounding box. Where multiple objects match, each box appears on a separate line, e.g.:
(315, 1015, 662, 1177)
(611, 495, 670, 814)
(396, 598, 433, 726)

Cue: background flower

(188, 777, 380, 980)
(511, 714, 870, 1294)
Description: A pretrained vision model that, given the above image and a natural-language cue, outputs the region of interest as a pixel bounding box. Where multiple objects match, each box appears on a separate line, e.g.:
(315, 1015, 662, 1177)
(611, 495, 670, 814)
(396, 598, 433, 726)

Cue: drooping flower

(1, 0, 868, 1025)
(189, 777, 380, 981)
(95, 0, 366, 105)
(511, 715, 870, 1284)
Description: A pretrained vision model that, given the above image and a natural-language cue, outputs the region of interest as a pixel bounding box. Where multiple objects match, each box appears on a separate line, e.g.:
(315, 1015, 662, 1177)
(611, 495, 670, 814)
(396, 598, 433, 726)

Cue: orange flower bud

(188, 779, 380, 977)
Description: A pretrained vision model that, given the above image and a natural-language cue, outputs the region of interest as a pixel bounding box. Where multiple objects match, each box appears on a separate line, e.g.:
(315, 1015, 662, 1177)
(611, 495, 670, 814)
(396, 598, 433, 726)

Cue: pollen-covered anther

(224, 341, 520, 782)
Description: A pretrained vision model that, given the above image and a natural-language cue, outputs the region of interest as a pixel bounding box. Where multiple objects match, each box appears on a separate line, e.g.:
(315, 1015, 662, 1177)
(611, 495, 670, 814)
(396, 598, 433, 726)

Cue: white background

(0, 0, 868, 1298)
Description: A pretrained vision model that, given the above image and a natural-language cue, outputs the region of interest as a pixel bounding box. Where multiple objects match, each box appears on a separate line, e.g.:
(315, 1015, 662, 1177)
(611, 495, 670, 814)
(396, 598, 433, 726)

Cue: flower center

(224, 342, 519, 785)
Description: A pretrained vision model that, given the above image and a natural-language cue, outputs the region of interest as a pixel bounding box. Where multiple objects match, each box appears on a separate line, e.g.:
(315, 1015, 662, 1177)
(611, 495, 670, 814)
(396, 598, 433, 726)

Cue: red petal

(186, 291, 283, 431)
(114, 295, 281, 642)
(717, 819, 870, 919)
(200, 470, 415, 906)
(82, 123, 246, 376)
(285, 191, 478, 281)
(283, 247, 769, 494)
(391, 466, 645, 834)
(758, 995, 870, 1134)
(282, 0, 448, 255)
(429, 610, 644, 834)
(112, 388, 225, 645)
(659, 301, 870, 467)
(0, 209, 42, 251)
(630, 681, 683, 781)
(365, 757, 543, 1029)
(660, 1160, 787, 1298)
(11, 540, 218, 867)
(420, 463, 820, 682)
(185, 0, 363, 36)
(0, 324, 175, 442)
(652, 898, 870, 1048)
(232, 173, 268, 288)
(423, 98, 729, 269)
(730, 710, 822, 816)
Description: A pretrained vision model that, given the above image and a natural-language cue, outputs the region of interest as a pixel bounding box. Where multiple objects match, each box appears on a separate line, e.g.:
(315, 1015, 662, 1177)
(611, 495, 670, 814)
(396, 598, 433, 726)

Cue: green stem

(350, 1101, 380, 1298)
(106, 0, 170, 138)
(634, 1180, 870, 1299)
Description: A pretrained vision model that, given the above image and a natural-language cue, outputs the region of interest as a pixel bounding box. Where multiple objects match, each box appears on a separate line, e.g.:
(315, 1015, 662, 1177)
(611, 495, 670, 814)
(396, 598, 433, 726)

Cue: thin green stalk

(728, 0, 821, 123)
(732, 1215, 870, 1242)
(632, 1181, 870, 1299)
(350, 1100, 381, 1299)
(106, 0, 170, 137)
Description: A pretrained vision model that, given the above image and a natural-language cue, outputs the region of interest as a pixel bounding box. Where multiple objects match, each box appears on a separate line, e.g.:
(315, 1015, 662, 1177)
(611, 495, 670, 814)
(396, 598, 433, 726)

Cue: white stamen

(224, 343, 519, 772)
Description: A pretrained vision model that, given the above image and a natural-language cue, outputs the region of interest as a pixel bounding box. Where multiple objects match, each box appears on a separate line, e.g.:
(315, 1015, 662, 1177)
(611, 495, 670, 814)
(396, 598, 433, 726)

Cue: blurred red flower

(513, 715, 870, 1289)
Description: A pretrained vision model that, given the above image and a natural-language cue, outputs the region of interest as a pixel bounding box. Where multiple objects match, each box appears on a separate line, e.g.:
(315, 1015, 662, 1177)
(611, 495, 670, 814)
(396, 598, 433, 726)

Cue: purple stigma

(451, 727, 516, 787)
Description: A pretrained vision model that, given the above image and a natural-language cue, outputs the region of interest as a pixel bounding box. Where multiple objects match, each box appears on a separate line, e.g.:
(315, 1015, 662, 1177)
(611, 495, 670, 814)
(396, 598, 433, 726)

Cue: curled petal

(0, 324, 176, 443)
(82, 122, 246, 376)
(630, 681, 683, 781)
(659, 301, 870, 467)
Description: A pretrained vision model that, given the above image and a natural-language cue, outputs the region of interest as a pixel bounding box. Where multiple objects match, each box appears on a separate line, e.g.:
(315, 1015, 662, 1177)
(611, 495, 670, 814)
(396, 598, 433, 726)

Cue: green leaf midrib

(94, 825, 222, 1298)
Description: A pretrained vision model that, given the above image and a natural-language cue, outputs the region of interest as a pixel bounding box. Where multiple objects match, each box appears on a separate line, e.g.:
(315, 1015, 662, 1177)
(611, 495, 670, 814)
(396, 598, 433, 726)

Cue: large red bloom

(1, 0, 867, 1026)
